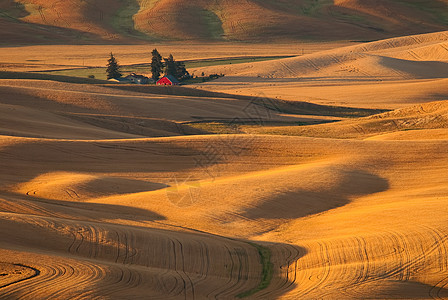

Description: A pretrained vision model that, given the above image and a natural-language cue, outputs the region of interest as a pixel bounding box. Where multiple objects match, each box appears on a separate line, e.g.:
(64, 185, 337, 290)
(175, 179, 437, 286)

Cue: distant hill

(191, 30, 448, 79)
(1, 0, 448, 44)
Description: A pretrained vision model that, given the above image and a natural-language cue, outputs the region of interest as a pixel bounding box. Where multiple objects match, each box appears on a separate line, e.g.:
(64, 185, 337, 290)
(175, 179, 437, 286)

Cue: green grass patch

(262, 1, 302, 14)
(181, 76, 223, 85)
(187, 120, 321, 135)
(400, 127, 426, 132)
(0, 70, 110, 84)
(37, 67, 109, 80)
(237, 242, 274, 298)
(200, 9, 224, 40)
(249, 98, 386, 118)
(301, 0, 333, 16)
(33, 65, 152, 81)
(392, 0, 448, 25)
(180, 77, 207, 85)
(0, 2, 29, 21)
(331, 11, 368, 24)
(188, 122, 242, 134)
(111, 0, 154, 40)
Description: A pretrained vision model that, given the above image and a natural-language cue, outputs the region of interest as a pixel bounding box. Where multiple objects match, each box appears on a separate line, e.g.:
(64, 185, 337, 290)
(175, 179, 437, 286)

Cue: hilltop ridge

(1, 0, 447, 44)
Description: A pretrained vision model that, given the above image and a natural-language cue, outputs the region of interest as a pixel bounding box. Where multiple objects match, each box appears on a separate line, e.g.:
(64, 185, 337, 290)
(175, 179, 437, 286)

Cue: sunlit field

(1, 0, 448, 298)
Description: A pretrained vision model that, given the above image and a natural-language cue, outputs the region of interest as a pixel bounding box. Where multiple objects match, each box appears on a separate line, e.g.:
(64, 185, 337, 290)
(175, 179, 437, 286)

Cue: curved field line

(0, 264, 40, 289)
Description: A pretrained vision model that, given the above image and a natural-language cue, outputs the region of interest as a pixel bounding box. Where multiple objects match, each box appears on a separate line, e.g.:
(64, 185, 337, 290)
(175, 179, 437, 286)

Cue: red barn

(156, 75, 180, 86)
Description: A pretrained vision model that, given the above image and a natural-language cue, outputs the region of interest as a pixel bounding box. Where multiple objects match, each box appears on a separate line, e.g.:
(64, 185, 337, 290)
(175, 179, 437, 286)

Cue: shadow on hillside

(0, 71, 109, 84)
(112, 0, 150, 39)
(0, 190, 166, 222)
(253, 242, 307, 298)
(65, 113, 207, 138)
(86, 232, 306, 299)
(199, 76, 397, 83)
(0, 190, 306, 299)
(357, 280, 448, 299)
(242, 169, 389, 220)
(104, 83, 385, 118)
(0, 14, 101, 46)
(1, 1, 30, 19)
(0, 134, 235, 202)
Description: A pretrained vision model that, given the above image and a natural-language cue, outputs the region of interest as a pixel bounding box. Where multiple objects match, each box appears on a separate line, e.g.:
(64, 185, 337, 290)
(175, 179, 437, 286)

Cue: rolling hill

(0, 78, 371, 139)
(1, 115, 448, 298)
(1, 0, 447, 44)
(2, 2, 448, 297)
(1, 39, 448, 296)
(193, 30, 448, 110)
(244, 100, 448, 139)
(191, 30, 448, 79)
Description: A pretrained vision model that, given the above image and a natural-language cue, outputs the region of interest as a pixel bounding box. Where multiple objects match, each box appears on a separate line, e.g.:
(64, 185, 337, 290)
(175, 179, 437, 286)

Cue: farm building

(108, 77, 131, 83)
(125, 73, 152, 84)
(108, 73, 153, 84)
(156, 75, 180, 86)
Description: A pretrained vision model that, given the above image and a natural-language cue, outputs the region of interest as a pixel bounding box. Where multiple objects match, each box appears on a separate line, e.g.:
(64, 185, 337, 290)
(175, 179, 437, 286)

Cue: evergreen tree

(175, 61, 190, 81)
(164, 54, 177, 77)
(150, 48, 163, 81)
(106, 52, 122, 80)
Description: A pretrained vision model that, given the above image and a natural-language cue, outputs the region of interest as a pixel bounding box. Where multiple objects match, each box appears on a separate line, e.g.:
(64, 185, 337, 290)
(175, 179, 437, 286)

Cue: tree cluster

(151, 49, 190, 81)
(106, 50, 191, 82)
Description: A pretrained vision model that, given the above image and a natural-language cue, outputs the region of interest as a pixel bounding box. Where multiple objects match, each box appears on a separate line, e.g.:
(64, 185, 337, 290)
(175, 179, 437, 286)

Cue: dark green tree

(150, 48, 163, 81)
(175, 61, 190, 81)
(164, 54, 177, 77)
(106, 52, 122, 80)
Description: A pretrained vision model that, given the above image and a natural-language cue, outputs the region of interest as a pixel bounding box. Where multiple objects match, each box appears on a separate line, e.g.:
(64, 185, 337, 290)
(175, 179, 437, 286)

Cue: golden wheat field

(1, 0, 447, 44)
(1, 0, 448, 298)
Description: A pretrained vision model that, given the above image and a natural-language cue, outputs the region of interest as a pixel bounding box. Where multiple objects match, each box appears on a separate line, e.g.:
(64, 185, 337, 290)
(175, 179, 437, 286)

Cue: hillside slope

(0, 78, 363, 139)
(245, 100, 448, 139)
(193, 31, 448, 109)
(1, 50, 448, 297)
(1, 0, 447, 44)
(192, 30, 448, 79)
(1, 133, 448, 298)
